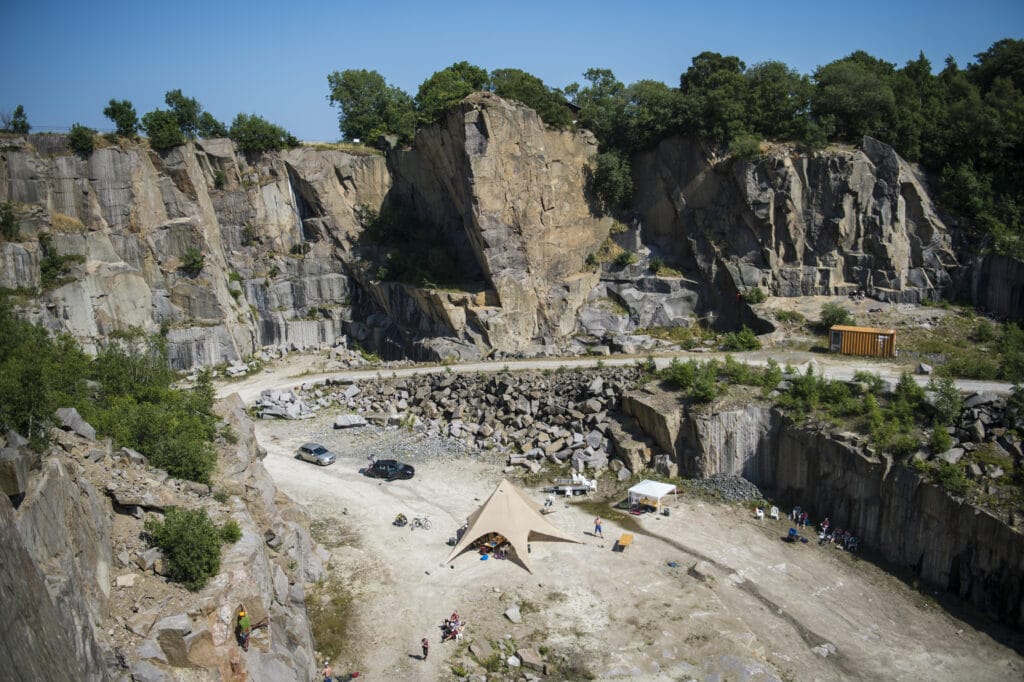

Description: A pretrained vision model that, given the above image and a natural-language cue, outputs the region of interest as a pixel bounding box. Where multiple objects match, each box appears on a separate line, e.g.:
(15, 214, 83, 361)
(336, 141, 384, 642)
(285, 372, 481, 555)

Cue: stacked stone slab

(296, 367, 656, 472)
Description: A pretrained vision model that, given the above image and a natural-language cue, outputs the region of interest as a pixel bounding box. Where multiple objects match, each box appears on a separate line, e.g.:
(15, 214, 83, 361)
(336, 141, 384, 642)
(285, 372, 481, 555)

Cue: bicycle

(410, 516, 432, 530)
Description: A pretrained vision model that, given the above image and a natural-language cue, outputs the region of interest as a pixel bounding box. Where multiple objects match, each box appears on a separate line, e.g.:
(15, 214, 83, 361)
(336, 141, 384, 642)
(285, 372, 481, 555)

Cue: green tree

(744, 61, 812, 139)
(415, 61, 490, 124)
(927, 376, 963, 424)
(144, 508, 225, 590)
(617, 80, 684, 153)
(490, 68, 573, 128)
(326, 69, 416, 143)
(197, 112, 228, 138)
(0, 300, 89, 449)
(229, 113, 296, 153)
(819, 302, 853, 328)
(0, 202, 18, 241)
(968, 38, 1024, 93)
(164, 89, 202, 139)
(9, 105, 30, 134)
(812, 52, 897, 141)
(103, 99, 138, 137)
(141, 109, 186, 152)
(679, 52, 749, 142)
(570, 68, 627, 146)
(588, 151, 633, 212)
(67, 124, 96, 156)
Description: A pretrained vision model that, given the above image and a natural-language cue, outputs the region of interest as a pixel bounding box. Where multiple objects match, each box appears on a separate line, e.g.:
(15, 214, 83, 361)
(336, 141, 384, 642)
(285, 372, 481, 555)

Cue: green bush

(181, 247, 204, 276)
(742, 287, 767, 304)
(219, 519, 242, 544)
(720, 326, 761, 351)
(0, 203, 18, 241)
(141, 109, 186, 152)
(933, 461, 969, 496)
(614, 251, 638, 267)
(67, 124, 96, 156)
(730, 134, 763, 160)
(229, 113, 297, 153)
(774, 309, 804, 323)
(588, 151, 633, 212)
(819, 302, 853, 328)
(930, 424, 953, 453)
(145, 508, 224, 590)
(38, 233, 85, 290)
(852, 370, 885, 395)
(760, 358, 783, 391)
(927, 376, 963, 424)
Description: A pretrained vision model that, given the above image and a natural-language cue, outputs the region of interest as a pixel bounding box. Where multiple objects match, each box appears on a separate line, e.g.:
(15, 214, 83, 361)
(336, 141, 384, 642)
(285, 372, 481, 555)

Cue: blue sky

(2, 0, 1022, 141)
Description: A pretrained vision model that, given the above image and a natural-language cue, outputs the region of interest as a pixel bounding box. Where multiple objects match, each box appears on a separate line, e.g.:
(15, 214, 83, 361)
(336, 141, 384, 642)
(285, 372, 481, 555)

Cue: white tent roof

(444, 479, 580, 573)
(628, 480, 678, 505)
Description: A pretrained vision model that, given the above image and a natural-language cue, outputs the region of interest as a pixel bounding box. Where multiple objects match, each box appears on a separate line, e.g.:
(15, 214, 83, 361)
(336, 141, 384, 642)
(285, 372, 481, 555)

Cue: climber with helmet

(237, 607, 252, 651)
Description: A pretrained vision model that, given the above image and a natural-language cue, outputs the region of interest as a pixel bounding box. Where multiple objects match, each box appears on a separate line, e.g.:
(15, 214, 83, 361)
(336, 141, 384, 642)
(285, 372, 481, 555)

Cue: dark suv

(366, 459, 415, 481)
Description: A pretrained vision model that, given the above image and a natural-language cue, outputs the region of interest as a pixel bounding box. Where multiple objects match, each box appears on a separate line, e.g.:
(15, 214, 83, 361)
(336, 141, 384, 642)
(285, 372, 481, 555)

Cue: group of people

(817, 516, 860, 551)
(440, 610, 464, 642)
(787, 509, 862, 552)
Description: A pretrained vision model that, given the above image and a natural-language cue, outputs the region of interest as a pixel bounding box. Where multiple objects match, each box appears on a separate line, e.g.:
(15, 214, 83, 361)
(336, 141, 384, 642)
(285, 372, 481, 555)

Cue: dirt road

(219, 349, 1016, 405)
(256, 415, 1023, 681)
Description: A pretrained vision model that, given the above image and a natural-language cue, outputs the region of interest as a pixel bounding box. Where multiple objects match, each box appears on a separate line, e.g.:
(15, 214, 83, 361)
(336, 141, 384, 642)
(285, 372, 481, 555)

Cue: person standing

(594, 517, 603, 539)
(421, 637, 429, 660)
(322, 663, 333, 682)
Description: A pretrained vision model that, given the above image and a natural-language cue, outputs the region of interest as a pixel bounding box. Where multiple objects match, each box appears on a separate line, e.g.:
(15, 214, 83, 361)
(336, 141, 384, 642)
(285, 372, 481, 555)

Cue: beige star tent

(445, 478, 580, 572)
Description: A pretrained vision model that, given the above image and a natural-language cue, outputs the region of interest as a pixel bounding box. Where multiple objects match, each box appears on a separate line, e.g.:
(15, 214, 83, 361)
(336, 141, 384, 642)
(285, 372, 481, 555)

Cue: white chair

(769, 506, 780, 520)
(754, 508, 765, 520)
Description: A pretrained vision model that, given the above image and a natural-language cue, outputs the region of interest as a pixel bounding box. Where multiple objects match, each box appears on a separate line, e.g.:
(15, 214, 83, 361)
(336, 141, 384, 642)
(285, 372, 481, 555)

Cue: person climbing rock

(237, 608, 251, 651)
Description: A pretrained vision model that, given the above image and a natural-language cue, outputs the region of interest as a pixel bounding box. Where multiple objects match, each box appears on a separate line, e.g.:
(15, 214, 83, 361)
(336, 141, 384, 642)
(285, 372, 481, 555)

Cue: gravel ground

(684, 474, 765, 502)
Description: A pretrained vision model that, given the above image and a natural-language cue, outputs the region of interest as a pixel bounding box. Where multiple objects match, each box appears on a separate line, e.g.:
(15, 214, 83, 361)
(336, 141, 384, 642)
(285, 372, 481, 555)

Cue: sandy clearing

(255, 413, 1024, 681)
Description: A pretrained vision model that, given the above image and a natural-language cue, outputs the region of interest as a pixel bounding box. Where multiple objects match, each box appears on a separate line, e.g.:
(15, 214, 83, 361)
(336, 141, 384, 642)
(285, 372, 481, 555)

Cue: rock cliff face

(632, 137, 958, 324)
(1, 107, 964, 365)
(621, 384, 1024, 628)
(0, 399, 324, 680)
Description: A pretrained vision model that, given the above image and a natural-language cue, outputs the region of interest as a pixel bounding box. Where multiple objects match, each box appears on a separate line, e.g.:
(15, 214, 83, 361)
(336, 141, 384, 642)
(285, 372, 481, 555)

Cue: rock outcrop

(0, 398, 323, 680)
(2, 110, 964, 365)
(621, 380, 1024, 628)
(632, 137, 958, 327)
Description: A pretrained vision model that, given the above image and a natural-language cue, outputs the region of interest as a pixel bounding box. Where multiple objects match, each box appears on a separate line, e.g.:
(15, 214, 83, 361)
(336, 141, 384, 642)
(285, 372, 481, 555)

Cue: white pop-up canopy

(628, 480, 678, 510)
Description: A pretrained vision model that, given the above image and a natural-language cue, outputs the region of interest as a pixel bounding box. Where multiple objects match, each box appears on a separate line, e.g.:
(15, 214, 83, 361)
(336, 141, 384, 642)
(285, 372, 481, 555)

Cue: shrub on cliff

(327, 68, 416, 144)
(587, 151, 633, 213)
(67, 123, 96, 156)
(415, 61, 490, 124)
(229, 113, 297, 153)
(490, 68, 573, 128)
(142, 109, 185, 152)
(103, 99, 138, 138)
(145, 508, 239, 590)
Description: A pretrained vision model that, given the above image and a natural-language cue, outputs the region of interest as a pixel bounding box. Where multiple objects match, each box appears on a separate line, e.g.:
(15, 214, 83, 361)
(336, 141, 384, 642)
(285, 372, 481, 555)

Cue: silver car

(296, 442, 337, 466)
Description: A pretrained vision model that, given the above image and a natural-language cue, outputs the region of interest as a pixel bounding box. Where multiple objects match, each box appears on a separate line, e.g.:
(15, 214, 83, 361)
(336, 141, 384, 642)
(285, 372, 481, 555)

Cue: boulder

(470, 639, 494, 661)
(937, 448, 965, 465)
(516, 648, 545, 673)
(504, 605, 522, 624)
(0, 444, 30, 497)
(334, 414, 368, 429)
(55, 407, 96, 441)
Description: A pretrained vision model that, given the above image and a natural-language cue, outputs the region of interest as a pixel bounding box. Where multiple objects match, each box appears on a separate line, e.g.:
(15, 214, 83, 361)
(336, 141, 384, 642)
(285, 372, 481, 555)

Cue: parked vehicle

(365, 459, 415, 481)
(296, 442, 337, 466)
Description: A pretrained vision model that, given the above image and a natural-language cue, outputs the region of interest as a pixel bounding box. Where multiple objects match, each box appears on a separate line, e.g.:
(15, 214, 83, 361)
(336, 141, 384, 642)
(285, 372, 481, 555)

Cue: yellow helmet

(239, 610, 246, 617)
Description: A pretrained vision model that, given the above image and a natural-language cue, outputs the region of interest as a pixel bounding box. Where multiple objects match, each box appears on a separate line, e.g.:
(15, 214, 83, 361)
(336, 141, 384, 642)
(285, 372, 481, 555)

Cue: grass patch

(304, 141, 384, 156)
(305, 577, 356, 662)
(51, 212, 85, 232)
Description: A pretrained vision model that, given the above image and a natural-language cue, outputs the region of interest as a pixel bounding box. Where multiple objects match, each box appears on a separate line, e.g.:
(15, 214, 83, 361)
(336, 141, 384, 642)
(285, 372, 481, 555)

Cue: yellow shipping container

(828, 325, 896, 358)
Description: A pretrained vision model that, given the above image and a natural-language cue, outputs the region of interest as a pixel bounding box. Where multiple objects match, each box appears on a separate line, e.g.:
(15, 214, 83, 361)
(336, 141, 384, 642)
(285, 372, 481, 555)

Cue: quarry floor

(254, 414, 1024, 682)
